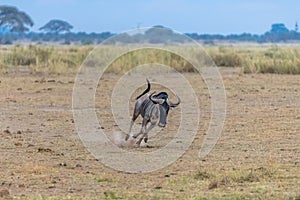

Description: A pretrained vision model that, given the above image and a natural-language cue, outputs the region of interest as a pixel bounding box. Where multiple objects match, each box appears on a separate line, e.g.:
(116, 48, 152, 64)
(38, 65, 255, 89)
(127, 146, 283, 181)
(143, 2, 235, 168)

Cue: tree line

(1, 5, 300, 44)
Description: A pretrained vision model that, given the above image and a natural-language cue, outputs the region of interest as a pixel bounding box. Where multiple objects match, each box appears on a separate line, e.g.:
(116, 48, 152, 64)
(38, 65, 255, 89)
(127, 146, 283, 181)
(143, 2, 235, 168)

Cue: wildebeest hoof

(125, 134, 130, 141)
(144, 137, 148, 143)
(132, 135, 137, 139)
(135, 140, 141, 146)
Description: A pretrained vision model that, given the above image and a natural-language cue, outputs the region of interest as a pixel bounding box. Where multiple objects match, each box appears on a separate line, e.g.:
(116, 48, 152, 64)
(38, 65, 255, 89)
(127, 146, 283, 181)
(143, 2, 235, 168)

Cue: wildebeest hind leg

(125, 119, 134, 141)
(125, 110, 140, 141)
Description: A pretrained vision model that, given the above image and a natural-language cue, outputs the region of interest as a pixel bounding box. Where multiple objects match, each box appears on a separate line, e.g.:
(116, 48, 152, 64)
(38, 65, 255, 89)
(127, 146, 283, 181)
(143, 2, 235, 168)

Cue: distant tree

(295, 22, 298, 32)
(145, 25, 181, 44)
(145, 25, 173, 37)
(270, 23, 290, 34)
(39, 19, 73, 33)
(0, 5, 34, 32)
(263, 23, 293, 42)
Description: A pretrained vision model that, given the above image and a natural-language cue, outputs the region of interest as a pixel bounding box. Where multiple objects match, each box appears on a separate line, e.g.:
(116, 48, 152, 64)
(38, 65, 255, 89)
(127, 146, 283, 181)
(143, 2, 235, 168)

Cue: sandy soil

(0, 68, 299, 199)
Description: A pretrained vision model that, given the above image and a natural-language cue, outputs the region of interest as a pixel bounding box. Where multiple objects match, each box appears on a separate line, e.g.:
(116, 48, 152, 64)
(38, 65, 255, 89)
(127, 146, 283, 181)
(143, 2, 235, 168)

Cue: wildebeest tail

(136, 79, 150, 100)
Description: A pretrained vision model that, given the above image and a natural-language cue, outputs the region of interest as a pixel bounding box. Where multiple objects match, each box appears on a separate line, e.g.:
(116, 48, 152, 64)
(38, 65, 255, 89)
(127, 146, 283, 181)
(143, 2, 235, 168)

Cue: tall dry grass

(1, 44, 300, 74)
(0, 45, 92, 74)
(241, 46, 300, 74)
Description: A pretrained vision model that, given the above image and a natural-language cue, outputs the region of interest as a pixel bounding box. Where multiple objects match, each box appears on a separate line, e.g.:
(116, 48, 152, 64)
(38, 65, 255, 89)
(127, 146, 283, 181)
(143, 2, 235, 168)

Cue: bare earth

(0, 68, 299, 199)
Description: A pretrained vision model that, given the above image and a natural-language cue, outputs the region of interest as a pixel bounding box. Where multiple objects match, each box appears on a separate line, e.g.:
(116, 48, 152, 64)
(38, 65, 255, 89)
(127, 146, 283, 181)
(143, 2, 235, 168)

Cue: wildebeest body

(125, 79, 180, 145)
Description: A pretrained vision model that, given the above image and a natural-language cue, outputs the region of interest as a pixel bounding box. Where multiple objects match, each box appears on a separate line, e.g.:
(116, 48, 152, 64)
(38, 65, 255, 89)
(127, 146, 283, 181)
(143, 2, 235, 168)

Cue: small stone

(1, 181, 11, 186)
(75, 164, 82, 168)
(0, 189, 9, 197)
(38, 147, 52, 152)
(27, 144, 34, 147)
(208, 181, 218, 190)
(14, 143, 22, 147)
(59, 162, 67, 167)
(3, 129, 10, 134)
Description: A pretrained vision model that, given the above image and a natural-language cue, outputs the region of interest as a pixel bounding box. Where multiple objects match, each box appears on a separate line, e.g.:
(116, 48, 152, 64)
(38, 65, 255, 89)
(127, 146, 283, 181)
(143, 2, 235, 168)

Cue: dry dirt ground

(0, 68, 299, 199)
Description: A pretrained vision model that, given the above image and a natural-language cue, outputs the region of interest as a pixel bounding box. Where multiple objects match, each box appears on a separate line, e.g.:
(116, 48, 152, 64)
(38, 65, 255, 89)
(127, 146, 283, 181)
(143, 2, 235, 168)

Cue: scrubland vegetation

(0, 44, 300, 74)
(208, 45, 300, 74)
(0, 45, 92, 74)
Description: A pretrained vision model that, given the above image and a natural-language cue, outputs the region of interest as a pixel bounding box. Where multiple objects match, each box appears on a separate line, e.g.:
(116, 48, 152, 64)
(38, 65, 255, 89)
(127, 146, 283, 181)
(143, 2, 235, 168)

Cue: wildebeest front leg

(135, 117, 149, 145)
(136, 120, 156, 145)
(143, 122, 156, 143)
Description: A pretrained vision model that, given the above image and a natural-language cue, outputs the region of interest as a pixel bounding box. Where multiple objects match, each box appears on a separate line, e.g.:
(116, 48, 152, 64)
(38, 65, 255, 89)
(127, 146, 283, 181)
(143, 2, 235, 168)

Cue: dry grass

(0, 45, 92, 74)
(241, 46, 300, 74)
(207, 45, 300, 74)
(1, 44, 300, 74)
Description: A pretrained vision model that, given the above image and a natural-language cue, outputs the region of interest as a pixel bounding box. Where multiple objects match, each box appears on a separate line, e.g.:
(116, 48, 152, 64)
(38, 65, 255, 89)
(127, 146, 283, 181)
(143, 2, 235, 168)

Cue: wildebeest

(125, 79, 181, 146)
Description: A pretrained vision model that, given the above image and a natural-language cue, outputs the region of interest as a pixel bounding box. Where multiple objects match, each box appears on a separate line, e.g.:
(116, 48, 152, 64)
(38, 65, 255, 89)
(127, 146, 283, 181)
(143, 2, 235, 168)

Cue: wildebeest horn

(167, 94, 181, 107)
(149, 92, 165, 104)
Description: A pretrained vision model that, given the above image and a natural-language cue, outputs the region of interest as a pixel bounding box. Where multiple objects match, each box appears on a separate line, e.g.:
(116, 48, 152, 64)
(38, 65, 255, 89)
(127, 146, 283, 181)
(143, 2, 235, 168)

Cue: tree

(0, 5, 34, 32)
(145, 25, 180, 44)
(263, 23, 292, 42)
(270, 23, 290, 34)
(145, 25, 173, 37)
(295, 22, 298, 32)
(39, 19, 73, 33)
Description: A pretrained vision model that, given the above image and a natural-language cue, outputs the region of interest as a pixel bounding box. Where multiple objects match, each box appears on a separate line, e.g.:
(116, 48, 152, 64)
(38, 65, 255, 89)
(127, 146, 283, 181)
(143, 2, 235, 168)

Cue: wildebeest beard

(158, 102, 169, 127)
(153, 92, 170, 127)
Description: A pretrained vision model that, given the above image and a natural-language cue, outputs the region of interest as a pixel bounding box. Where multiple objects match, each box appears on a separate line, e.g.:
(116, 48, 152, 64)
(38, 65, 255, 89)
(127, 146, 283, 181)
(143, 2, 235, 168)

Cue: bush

(212, 53, 242, 67)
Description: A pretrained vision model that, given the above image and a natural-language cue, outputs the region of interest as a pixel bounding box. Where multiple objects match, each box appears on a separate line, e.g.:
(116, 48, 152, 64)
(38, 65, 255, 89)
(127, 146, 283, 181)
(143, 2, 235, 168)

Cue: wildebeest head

(149, 91, 180, 127)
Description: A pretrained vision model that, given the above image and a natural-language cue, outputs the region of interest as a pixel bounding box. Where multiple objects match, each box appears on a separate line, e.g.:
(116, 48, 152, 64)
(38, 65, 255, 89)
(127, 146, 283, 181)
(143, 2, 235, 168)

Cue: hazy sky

(1, 0, 299, 34)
